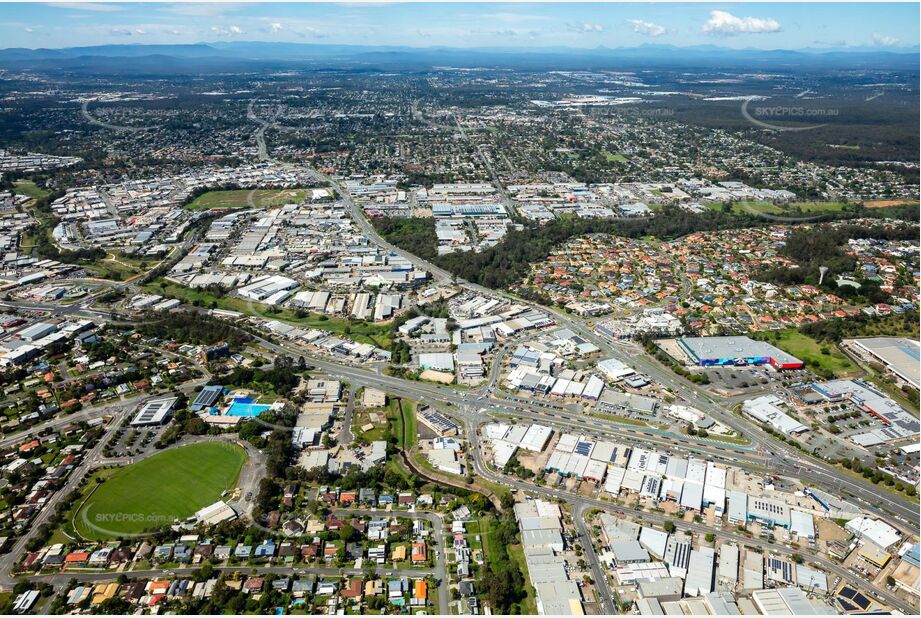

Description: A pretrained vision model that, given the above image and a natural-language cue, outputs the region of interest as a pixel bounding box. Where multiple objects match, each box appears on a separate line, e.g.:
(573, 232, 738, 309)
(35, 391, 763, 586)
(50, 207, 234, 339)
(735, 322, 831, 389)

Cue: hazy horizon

(1, 2, 918, 51)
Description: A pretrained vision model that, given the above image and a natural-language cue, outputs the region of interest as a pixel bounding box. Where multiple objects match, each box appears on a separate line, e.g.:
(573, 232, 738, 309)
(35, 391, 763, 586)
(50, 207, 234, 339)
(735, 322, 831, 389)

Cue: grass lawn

(75, 442, 246, 540)
(756, 329, 859, 378)
(703, 432, 752, 446)
(144, 279, 392, 348)
(465, 521, 483, 553)
(389, 399, 417, 451)
(478, 516, 536, 613)
(707, 200, 848, 217)
(12, 179, 50, 200)
(85, 252, 152, 281)
(590, 412, 649, 427)
(600, 151, 628, 163)
(352, 409, 388, 443)
(479, 516, 498, 559)
(507, 543, 537, 614)
(184, 189, 306, 210)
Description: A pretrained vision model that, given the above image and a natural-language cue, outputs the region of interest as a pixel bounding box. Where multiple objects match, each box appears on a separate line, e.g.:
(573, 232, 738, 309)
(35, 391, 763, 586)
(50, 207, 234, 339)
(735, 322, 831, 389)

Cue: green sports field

(76, 442, 246, 540)
(184, 188, 306, 210)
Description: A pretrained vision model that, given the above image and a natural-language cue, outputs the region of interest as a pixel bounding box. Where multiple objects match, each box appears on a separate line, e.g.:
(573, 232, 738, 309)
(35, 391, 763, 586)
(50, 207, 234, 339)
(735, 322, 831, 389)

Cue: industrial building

(846, 337, 920, 389)
(514, 500, 583, 616)
(751, 587, 836, 615)
(742, 395, 809, 435)
(676, 336, 804, 369)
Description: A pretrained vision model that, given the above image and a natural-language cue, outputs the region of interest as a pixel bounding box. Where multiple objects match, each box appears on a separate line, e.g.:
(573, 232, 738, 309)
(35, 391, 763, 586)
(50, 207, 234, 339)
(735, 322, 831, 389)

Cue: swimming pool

(225, 400, 271, 417)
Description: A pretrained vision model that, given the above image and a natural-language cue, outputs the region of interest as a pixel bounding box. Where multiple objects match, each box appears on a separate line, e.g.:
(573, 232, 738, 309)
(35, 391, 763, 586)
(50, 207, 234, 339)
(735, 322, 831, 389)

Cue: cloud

(24, 26, 34, 33)
(269, 22, 283, 34)
(210, 25, 245, 37)
(702, 10, 780, 36)
(47, 2, 123, 12)
(568, 23, 604, 34)
(110, 27, 134, 37)
(134, 28, 146, 35)
(626, 19, 666, 38)
(301, 27, 328, 39)
(464, 27, 540, 40)
(872, 32, 899, 47)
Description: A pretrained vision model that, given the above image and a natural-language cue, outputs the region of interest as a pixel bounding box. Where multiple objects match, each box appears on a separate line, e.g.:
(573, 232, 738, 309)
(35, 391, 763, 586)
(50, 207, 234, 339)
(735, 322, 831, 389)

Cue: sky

(0, 2, 918, 51)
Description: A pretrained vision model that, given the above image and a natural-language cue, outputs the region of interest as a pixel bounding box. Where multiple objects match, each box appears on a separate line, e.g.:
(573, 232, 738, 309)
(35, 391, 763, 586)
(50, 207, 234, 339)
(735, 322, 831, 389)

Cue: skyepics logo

(81, 505, 178, 539)
(741, 97, 836, 133)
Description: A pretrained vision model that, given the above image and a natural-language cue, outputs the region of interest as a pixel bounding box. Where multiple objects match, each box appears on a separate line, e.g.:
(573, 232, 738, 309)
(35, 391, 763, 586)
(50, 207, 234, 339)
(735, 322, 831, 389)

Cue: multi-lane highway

(1, 139, 916, 613)
(332, 177, 920, 527)
(4, 290, 914, 609)
(463, 424, 916, 615)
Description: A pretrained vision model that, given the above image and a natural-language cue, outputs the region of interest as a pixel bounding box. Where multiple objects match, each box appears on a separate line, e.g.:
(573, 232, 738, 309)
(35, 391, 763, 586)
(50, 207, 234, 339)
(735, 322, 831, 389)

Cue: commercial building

(597, 390, 660, 416)
(191, 385, 224, 412)
(752, 588, 835, 615)
(742, 395, 808, 435)
(790, 510, 816, 541)
(16, 321, 57, 342)
(845, 517, 901, 550)
(236, 275, 299, 303)
(747, 496, 791, 528)
(130, 397, 178, 426)
(417, 408, 459, 436)
(846, 337, 920, 389)
(637, 578, 683, 603)
(677, 336, 804, 369)
(516, 499, 583, 615)
(418, 352, 455, 372)
(717, 544, 739, 589)
(684, 548, 715, 596)
(195, 501, 237, 525)
(811, 379, 919, 439)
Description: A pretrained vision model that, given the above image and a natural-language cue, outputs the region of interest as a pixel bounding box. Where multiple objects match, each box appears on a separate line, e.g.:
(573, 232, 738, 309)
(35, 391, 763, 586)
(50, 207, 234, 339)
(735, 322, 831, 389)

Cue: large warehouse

(677, 336, 803, 370)
(846, 337, 920, 389)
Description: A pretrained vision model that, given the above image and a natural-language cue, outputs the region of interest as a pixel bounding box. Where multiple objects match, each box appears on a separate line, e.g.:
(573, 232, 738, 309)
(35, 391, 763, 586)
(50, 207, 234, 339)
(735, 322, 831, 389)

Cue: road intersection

(0, 162, 916, 614)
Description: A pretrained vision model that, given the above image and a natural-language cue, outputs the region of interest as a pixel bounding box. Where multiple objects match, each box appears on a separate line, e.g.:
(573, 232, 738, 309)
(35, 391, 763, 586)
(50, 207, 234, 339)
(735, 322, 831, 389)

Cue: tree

(339, 524, 358, 543)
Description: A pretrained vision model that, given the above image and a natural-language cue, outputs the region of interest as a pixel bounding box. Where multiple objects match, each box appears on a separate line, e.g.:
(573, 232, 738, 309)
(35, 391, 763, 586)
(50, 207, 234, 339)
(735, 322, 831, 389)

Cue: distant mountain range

(0, 41, 917, 74)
